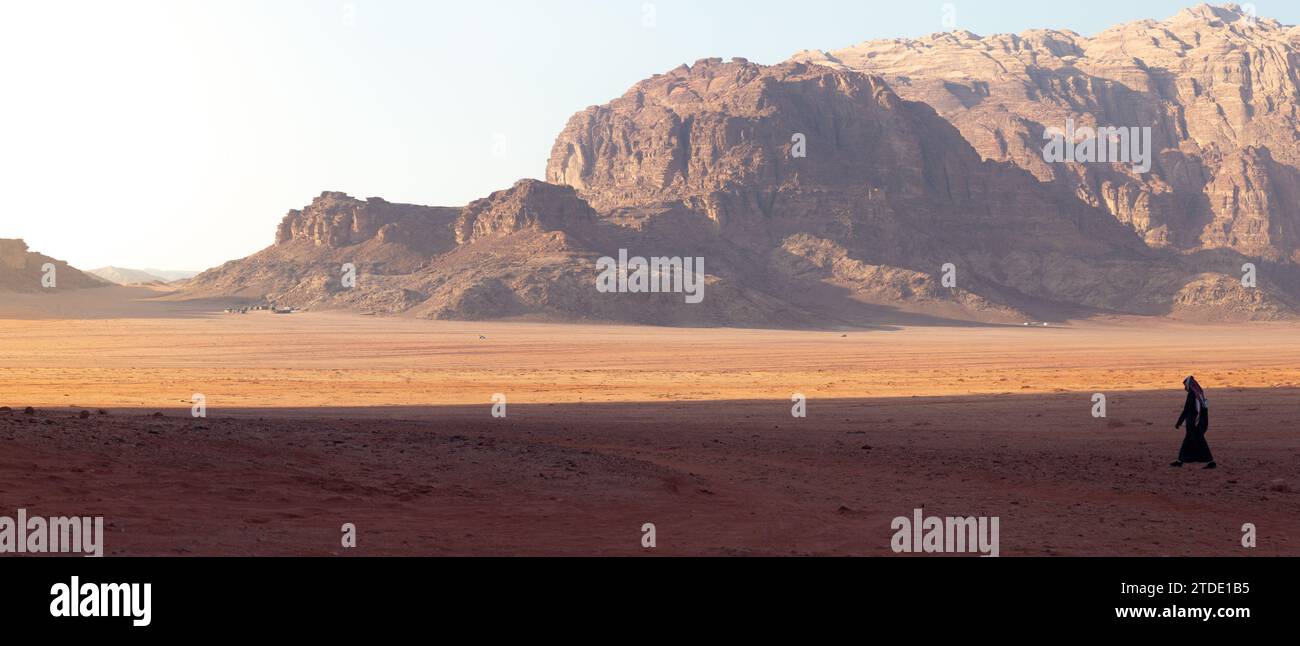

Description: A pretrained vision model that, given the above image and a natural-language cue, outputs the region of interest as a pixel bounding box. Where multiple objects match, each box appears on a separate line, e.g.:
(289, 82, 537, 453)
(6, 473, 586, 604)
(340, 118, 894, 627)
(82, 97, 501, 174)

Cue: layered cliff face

(185, 179, 828, 326)
(275, 192, 460, 255)
(183, 4, 1300, 325)
(0, 239, 105, 292)
(185, 196, 461, 305)
(791, 4, 1300, 261)
(455, 180, 601, 245)
(547, 57, 986, 242)
(546, 57, 1245, 318)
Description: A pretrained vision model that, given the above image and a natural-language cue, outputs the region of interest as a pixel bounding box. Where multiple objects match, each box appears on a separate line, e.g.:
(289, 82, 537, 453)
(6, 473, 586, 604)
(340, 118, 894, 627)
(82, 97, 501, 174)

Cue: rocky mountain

(0, 239, 105, 292)
(141, 269, 201, 282)
(185, 4, 1300, 326)
(186, 192, 459, 308)
(791, 4, 1300, 262)
(186, 180, 808, 326)
(89, 267, 197, 285)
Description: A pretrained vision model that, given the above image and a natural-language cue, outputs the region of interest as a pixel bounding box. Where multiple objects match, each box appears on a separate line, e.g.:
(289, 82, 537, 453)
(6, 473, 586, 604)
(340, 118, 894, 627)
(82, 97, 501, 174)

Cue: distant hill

(0, 239, 106, 292)
(89, 267, 199, 285)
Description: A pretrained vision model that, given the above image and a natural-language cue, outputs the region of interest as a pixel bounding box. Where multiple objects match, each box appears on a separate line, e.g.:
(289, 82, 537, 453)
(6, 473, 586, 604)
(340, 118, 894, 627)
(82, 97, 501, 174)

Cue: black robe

(1175, 391, 1214, 463)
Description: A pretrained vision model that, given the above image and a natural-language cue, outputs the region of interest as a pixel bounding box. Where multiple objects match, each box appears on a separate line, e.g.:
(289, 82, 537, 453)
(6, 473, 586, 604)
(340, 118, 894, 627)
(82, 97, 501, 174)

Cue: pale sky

(2, 1, 1296, 271)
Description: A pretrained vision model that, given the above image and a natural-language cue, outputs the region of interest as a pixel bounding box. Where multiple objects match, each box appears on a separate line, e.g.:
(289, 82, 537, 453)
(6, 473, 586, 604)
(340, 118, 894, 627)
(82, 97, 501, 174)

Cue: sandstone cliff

(183, 4, 1300, 325)
(791, 4, 1300, 262)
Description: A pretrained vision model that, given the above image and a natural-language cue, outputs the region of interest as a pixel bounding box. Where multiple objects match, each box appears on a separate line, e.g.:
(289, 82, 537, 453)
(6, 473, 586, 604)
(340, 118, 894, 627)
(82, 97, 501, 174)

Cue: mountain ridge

(791, 3, 1300, 261)
(89, 267, 199, 285)
(179, 3, 1300, 326)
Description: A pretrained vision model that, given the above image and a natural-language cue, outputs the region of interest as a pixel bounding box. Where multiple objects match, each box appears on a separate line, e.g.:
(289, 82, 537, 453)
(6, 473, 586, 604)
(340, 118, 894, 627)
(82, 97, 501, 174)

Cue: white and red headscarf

(1184, 376, 1207, 410)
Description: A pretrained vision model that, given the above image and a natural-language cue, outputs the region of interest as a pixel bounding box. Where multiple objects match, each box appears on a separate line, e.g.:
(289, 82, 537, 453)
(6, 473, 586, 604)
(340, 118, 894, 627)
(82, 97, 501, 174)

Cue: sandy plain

(1, 288, 1297, 555)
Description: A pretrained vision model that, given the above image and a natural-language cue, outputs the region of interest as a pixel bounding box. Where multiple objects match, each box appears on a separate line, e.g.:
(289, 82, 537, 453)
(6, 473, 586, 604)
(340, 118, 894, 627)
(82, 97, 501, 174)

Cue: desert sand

(1, 292, 1298, 556)
(3, 293, 1300, 408)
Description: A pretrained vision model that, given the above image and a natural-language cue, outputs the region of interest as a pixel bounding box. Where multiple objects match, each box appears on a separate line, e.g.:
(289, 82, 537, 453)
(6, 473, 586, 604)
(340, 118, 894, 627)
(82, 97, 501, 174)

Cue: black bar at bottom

(0, 557, 1285, 635)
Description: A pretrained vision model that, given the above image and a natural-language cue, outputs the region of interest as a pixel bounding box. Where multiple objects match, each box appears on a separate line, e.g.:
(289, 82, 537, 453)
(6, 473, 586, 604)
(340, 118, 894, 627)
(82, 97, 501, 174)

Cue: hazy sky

(2, 1, 1296, 271)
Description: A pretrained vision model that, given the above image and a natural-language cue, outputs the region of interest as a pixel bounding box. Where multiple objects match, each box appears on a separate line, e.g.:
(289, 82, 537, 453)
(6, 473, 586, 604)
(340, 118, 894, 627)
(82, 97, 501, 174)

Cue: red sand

(2, 392, 1296, 556)
(1, 307, 1297, 556)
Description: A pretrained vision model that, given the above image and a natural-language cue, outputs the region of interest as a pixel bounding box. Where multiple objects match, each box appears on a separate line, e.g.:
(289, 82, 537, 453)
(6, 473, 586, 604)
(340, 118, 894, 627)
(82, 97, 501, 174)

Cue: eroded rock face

(0, 239, 29, 270)
(186, 194, 461, 307)
(184, 5, 1300, 325)
(548, 59, 935, 221)
(545, 57, 1183, 316)
(790, 4, 1300, 261)
(455, 180, 599, 245)
(0, 239, 105, 292)
(1202, 147, 1300, 260)
(275, 193, 450, 249)
(1171, 272, 1299, 321)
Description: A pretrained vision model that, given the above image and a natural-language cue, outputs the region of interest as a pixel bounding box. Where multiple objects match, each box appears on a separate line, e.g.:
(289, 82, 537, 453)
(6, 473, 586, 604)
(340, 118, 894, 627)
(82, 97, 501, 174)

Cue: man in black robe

(1172, 376, 1216, 469)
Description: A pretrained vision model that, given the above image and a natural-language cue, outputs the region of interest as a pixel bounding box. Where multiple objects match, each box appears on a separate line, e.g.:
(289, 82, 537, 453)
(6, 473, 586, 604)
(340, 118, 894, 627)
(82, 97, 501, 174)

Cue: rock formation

(454, 180, 601, 245)
(0, 239, 106, 292)
(184, 4, 1300, 325)
(791, 4, 1300, 262)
